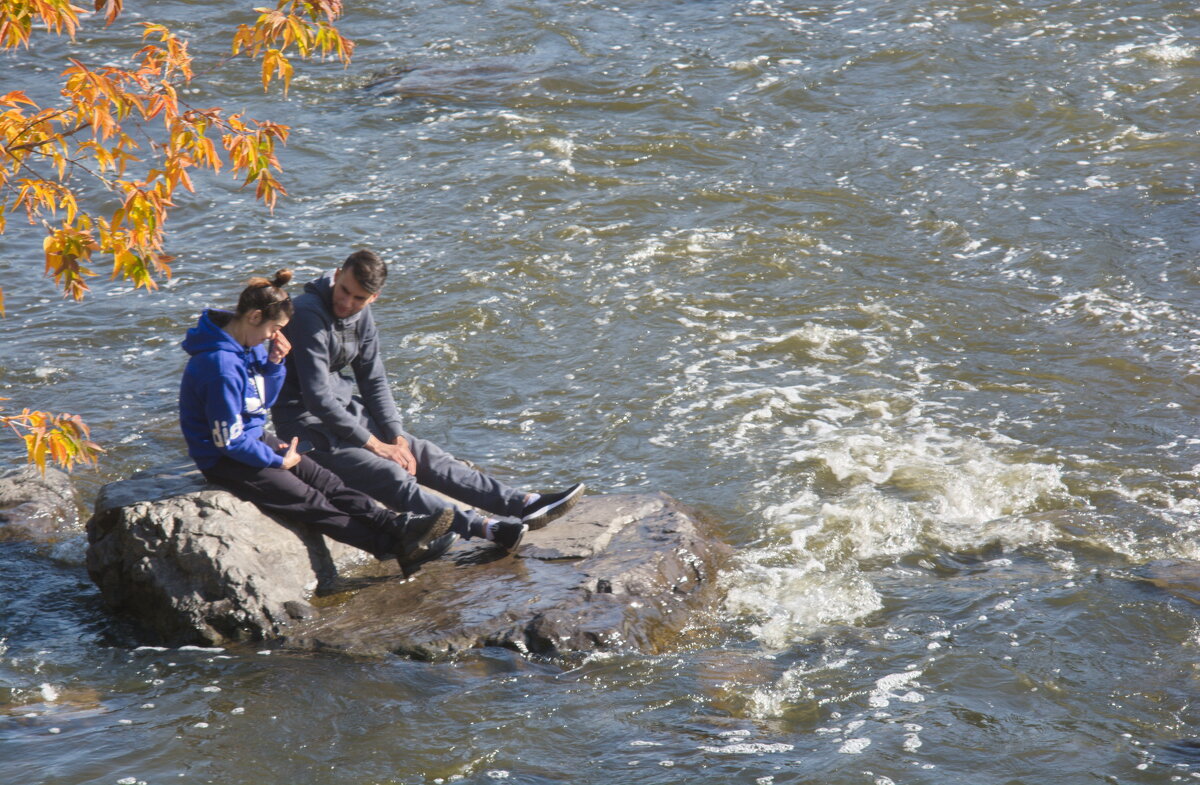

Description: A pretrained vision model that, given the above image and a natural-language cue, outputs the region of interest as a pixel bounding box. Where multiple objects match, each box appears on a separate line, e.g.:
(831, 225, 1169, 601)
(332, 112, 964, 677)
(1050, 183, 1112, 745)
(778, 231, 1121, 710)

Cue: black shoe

(399, 532, 458, 579)
(488, 520, 527, 552)
(395, 508, 455, 560)
(520, 483, 585, 530)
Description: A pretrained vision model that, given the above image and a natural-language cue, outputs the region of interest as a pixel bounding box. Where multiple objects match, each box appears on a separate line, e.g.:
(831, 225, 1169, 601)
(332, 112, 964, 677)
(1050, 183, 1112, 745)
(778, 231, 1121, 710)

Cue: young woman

(178, 269, 457, 576)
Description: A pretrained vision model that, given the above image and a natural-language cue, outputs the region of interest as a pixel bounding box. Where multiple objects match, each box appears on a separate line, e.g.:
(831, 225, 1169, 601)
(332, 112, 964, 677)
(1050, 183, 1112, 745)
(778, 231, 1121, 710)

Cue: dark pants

(201, 454, 396, 558)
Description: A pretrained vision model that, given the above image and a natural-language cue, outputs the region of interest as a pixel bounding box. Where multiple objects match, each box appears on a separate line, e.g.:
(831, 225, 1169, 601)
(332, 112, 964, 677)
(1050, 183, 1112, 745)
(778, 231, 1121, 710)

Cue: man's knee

(320, 447, 420, 501)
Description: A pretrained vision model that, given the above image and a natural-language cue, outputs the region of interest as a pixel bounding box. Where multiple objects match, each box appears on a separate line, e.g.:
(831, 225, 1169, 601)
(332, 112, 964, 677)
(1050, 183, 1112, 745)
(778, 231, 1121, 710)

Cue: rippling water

(4, 0, 1200, 782)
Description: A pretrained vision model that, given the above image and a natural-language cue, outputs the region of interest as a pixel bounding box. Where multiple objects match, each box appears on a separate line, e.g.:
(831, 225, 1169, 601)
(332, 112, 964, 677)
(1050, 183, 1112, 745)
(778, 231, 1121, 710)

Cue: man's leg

(402, 431, 528, 519)
(306, 442, 493, 538)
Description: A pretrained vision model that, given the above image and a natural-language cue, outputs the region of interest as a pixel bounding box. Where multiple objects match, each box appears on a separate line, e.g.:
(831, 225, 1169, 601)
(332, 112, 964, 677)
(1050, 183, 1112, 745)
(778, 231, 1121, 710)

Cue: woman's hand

(267, 330, 292, 364)
(281, 437, 301, 469)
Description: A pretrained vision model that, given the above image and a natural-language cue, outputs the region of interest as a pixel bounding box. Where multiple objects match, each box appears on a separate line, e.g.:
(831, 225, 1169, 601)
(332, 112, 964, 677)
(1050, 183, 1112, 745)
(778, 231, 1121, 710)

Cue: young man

(271, 250, 584, 551)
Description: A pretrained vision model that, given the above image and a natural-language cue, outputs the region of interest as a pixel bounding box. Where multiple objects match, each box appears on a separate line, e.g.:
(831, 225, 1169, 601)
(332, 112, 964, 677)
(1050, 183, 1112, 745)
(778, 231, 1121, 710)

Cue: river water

(3, 0, 1200, 782)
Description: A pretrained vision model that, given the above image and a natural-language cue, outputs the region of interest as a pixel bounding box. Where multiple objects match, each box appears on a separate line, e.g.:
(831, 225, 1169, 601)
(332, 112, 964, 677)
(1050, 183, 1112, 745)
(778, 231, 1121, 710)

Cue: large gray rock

(283, 492, 731, 659)
(86, 464, 368, 645)
(86, 465, 731, 657)
(0, 465, 80, 542)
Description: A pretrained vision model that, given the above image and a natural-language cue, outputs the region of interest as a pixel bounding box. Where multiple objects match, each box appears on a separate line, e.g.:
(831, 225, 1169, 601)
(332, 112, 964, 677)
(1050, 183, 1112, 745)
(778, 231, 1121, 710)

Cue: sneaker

(394, 507, 455, 560)
(399, 532, 459, 579)
(488, 520, 527, 552)
(520, 483, 585, 529)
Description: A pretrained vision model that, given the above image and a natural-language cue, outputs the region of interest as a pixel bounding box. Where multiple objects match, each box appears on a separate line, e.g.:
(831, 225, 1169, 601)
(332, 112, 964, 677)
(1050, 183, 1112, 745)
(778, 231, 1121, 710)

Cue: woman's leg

(201, 456, 391, 557)
(288, 455, 396, 525)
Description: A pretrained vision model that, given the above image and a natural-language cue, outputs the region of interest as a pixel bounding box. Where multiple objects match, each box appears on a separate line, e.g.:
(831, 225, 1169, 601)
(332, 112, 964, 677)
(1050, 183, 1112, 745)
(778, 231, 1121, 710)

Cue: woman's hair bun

(246, 269, 292, 289)
(238, 268, 294, 320)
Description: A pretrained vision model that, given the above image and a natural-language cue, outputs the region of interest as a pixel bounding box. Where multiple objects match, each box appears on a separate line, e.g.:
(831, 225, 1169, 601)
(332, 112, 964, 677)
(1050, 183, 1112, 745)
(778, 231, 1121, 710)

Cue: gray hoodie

(271, 270, 404, 448)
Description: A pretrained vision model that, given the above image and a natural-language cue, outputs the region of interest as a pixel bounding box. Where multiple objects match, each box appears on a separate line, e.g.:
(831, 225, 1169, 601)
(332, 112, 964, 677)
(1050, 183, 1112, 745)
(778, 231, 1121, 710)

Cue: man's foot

(520, 483, 585, 530)
(394, 507, 455, 560)
(486, 520, 527, 552)
(399, 532, 458, 579)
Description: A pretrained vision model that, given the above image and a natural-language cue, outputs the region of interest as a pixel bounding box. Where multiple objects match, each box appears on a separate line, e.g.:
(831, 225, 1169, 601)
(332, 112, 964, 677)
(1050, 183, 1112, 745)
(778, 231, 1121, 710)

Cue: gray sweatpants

(280, 423, 527, 538)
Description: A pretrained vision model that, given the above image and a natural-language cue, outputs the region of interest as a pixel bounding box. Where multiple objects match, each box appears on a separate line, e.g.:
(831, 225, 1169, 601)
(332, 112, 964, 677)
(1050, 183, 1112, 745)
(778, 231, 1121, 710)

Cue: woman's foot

(398, 532, 458, 579)
(389, 507, 454, 560)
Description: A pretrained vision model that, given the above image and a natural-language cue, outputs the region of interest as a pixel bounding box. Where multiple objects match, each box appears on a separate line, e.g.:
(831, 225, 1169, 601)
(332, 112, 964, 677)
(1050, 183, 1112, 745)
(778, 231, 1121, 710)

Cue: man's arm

(350, 308, 417, 473)
(351, 308, 405, 442)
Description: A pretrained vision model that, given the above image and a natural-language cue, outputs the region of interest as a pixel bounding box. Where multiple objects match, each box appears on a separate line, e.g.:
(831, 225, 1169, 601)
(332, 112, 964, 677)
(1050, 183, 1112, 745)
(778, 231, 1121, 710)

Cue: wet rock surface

(85, 465, 731, 657)
(283, 493, 731, 659)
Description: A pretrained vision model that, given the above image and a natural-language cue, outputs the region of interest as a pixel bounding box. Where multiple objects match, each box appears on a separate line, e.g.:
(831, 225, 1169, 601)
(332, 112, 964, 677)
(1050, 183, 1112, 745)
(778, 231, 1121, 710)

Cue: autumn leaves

(0, 1, 355, 469)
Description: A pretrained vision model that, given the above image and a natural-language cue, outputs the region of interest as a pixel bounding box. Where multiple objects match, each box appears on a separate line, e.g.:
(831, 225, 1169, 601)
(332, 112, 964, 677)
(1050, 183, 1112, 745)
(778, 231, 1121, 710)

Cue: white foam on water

(838, 737, 871, 754)
(626, 238, 664, 264)
(752, 321, 891, 363)
(1117, 37, 1198, 64)
(724, 407, 1068, 646)
(724, 556, 884, 650)
(868, 670, 923, 709)
(744, 658, 829, 719)
(685, 230, 735, 255)
(698, 742, 795, 754)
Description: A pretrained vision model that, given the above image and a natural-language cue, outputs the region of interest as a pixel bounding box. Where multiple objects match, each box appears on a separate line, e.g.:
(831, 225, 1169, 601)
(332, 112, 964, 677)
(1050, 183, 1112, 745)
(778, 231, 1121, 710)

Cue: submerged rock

(0, 465, 80, 542)
(1133, 559, 1200, 606)
(85, 465, 731, 657)
(365, 59, 559, 102)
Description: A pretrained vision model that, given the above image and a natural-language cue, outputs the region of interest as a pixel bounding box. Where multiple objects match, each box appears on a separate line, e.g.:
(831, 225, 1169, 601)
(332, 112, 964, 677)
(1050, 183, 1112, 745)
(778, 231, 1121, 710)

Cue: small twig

(4, 118, 92, 155)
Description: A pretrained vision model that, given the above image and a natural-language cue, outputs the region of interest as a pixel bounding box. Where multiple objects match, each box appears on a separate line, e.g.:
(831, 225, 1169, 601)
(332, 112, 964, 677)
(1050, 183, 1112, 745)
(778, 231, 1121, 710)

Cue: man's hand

(365, 434, 417, 474)
(268, 331, 292, 364)
(281, 437, 301, 470)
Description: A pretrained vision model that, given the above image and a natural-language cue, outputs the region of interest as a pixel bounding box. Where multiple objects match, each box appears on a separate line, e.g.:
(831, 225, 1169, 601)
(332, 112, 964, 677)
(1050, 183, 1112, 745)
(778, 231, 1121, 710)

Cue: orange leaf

(1, 90, 36, 107)
(94, 0, 124, 26)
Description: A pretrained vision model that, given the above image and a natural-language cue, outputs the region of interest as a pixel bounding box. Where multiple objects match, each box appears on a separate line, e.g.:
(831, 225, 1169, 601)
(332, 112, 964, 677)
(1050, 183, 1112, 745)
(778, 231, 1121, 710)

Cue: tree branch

(4, 118, 92, 155)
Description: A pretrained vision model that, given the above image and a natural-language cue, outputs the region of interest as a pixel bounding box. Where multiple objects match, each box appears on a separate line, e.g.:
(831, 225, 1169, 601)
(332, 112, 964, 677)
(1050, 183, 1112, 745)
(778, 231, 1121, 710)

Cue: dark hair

(237, 269, 294, 321)
(341, 250, 388, 294)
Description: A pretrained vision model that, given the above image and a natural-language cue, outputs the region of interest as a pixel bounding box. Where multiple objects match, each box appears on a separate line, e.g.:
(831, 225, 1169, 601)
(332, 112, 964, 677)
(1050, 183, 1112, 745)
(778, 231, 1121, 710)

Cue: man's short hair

(341, 250, 388, 294)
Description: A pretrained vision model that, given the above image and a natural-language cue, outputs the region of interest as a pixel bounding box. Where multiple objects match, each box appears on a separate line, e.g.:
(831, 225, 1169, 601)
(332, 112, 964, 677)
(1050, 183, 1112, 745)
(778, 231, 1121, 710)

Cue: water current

(3, 0, 1200, 782)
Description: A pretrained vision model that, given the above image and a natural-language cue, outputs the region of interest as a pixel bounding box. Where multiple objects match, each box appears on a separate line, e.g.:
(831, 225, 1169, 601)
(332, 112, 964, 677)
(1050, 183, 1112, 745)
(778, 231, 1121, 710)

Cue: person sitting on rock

(178, 269, 458, 577)
(270, 250, 584, 552)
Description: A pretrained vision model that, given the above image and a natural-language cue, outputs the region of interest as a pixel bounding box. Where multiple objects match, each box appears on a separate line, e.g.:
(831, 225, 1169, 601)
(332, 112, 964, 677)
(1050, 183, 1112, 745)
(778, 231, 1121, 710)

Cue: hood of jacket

(181, 309, 243, 357)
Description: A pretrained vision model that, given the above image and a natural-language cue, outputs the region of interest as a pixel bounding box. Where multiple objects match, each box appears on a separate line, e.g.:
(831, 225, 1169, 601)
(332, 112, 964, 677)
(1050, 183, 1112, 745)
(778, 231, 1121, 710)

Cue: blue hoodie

(179, 309, 286, 470)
